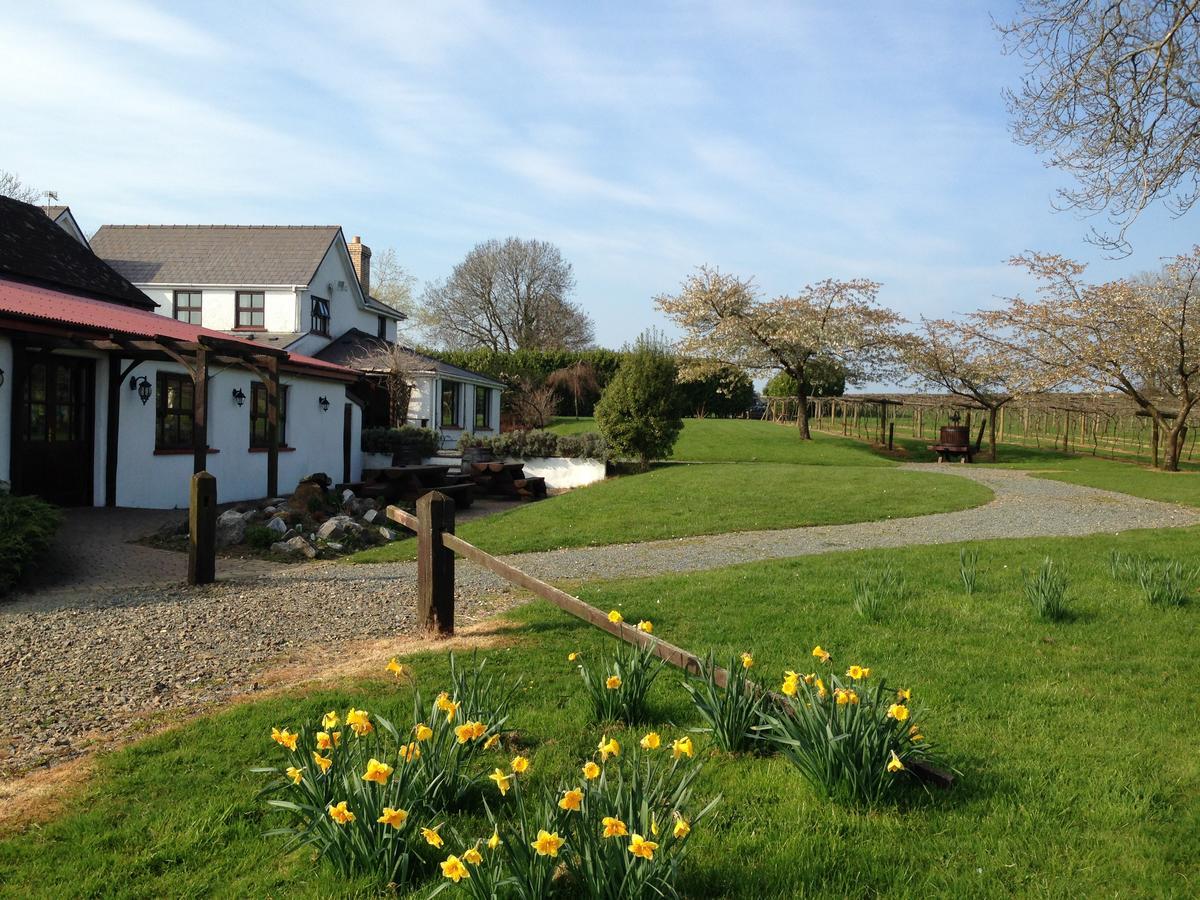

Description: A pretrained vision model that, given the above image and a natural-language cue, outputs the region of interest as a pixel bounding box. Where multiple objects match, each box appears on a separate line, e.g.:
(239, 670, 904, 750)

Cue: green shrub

(244, 524, 276, 550)
(361, 426, 441, 458)
(681, 652, 770, 753)
(595, 332, 683, 469)
(760, 645, 935, 806)
(1024, 557, 1071, 621)
(0, 493, 62, 595)
(555, 431, 609, 460)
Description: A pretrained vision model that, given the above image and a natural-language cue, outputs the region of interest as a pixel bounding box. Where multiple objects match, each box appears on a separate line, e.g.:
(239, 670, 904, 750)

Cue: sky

(0, 0, 1192, 367)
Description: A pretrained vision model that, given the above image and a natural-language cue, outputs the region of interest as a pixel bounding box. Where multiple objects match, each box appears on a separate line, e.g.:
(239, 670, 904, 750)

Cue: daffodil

(484, 734, 500, 750)
(346, 708, 373, 736)
(455, 723, 476, 744)
(271, 727, 299, 751)
(442, 700, 459, 723)
(598, 736, 620, 761)
(464, 845, 483, 865)
(312, 751, 333, 774)
(673, 815, 690, 839)
(671, 736, 694, 759)
(423, 825, 444, 848)
(414, 723, 433, 742)
(741, 652, 754, 669)
(511, 755, 530, 774)
(559, 788, 583, 811)
(327, 801, 354, 824)
(386, 658, 410, 679)
(896, 688, 911, 702)
(321, 710, 340, 730)
(362, 757, 393, 785)
(583, 761, 601, 780)
(606, 675, 622, 690)
(470, 720, 487, 739)
(286, 766, 303, 785)
(640, 731, 661, 750)
(812, 645, 831, 663)
(489, 768, 512, 796)
(651, 816, 659, 837)
(637, 620, 653, 633)
(399, 741, 421, 763)
(487, 829, 502, 850)
(845, 665, 868, 680)
(628, 834, 659, 860)
(909, 724, 924, 741)
(602, 816, 628, 838)
(440, 855, 469, 882)
(568, 651, 579, 662)
(781, 672, 800, 696)
(316, 731, 340, 750)
(435, 692, 460, 722)
(378, 807, 408, 829)
(531, 829, 563, 857)
(886, 703, 910, 722)
(887, 750, 905, 773)
(608, 609, 623, 623)
(815, 676, 827, 699)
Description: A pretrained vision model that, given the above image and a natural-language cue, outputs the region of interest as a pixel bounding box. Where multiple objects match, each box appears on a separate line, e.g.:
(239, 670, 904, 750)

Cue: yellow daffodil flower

(414, 723, 433, 742)
(640, 731, 661, 750)
(435, 692, 460, 722)
(378, 807, 408, 829)
(559, 788, 583, 811)
(455, 723, 475, 744)
(672, 736, 694, 759)
(327, 801, 354, 824)
(271, 727, 298, 751)
(628, 834, 659, 860)
(909, 724, 924, 741)
(608, 609, 623, 623)
(316, 731, 334, 750)
(484, 734, 500, 750)
(602, 816, 628, 838)
(886, 703, 910, 722)
(487, 829, 502, 850)
(386, 658, 410, 679)
(815, 677, 827, 699)
(741, 652, 754, 669)
(470, 721, 487, 740)
(511, 755, 530, 774)
(651, 816, 659, 837)
(781, 672, 800, 696)
(845, 665, 868, 680)
(531, 829, 563, 857)
(423, 825, 444, 848)
(321, 710, 340, 730)
(887, 750, 905, 773)
(440, 855, 469, 882)
(897, 688, 911, 702)
(568, 651, 579, 662)
(400, 741, 421, 763)
(598, 736, 620, 761)
(606, 675, 622, 690)
(489, 768, 512, 796)
(812, 645, 831, 663)
(312, 752, 333, 774)
(464, 845, 483, 865)
(637, 620, 653, 633)
(346, 708, 373, 736)
(362, 757, 393, 785)
(673, 816, 690, 839)
(286, 766, 303, 785)
(583, 761, 601, 780)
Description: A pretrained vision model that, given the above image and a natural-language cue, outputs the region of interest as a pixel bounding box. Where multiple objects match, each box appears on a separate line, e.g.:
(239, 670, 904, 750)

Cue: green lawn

(6, 528, 1198, 897)
(352, 462, 992, 562)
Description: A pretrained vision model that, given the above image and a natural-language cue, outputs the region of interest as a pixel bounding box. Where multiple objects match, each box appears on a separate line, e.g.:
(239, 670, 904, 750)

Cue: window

(250, 383, 288, 448)
(173, 290, 202, 325)
(474, 387, 492, 430)
(377, 315, 386, 339)
(440, 380, 460, 427)
(235, 291, 265, 329)
(311, 297, 330, 336)
(155, 372, 194, 450)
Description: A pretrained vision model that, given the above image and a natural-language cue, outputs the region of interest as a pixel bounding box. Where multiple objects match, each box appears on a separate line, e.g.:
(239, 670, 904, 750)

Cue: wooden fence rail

(385, 492, 953, 788)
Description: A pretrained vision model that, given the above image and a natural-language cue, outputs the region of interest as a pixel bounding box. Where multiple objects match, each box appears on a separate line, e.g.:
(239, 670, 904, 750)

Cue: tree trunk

(988, 406, 998, 462)
(795, 386, 812, 439)
(1164, 423, 1186, 471)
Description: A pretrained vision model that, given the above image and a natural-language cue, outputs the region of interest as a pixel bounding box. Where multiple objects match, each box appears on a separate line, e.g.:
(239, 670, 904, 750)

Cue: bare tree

(421, 238, 593, 351)
(371, 247, 418, 319)
(975, 247, 1200, 470)
(999, 1, 1200, 251)
(0, 170, 41, 203)
(656, 266, 906, 439)
(546, 360, 600, 419)
(904, 318, 1038, 461)
(509, 377, 559, 429)
(348, 339, 424, 428)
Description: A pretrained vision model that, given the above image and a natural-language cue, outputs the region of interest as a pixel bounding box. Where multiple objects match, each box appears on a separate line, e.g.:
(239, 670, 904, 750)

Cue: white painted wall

(142, 285, 300, 334)
(0, 334, 11, 484)
(411, 376, 504, 449)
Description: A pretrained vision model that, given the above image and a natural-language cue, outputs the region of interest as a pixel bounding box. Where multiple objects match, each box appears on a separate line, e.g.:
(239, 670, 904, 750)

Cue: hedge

(0, 492, 62, 596)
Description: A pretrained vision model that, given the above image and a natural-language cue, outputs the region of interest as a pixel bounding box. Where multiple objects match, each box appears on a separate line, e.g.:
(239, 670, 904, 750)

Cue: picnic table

(356, 464, 475, 507)
(467, 461, 547, 500)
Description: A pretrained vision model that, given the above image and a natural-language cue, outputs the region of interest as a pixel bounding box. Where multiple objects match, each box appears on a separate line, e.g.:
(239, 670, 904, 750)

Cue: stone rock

(241, 509, 262, 523)
(268, 497, 287, 506)
(156, 518, 188, 539)
(262, 505, 277, 516)
(215, 510, 247, 548)
(288, 481, 327, 514)
(341, 488, 355, 503)
(362, 508, 379, 524)
(325, 542, 344, 553)
(378, 527, 397, 542)
(272, 535, 317, 559)
(316, 515, 355, 541)
(265, 516, 288, 536)
(300, 472, 332, 489)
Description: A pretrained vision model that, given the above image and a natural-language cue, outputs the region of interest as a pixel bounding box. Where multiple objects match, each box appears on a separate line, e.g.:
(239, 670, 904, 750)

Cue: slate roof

(90, 224, 342, 286)
(313, 328, 506, 388)
(0, 196, 155, 310)
(42, 205, 68, 220)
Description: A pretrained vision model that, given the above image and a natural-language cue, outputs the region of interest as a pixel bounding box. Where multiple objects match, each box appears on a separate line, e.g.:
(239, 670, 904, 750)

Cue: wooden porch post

(192, 347, 208, 474)
(266, 356, 280, 498)
(105, 355, 121, 506)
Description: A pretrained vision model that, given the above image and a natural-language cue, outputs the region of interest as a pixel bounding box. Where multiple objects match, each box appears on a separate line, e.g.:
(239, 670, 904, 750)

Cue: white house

(1, 196, 363, 509)
(90, 226, 503, 448)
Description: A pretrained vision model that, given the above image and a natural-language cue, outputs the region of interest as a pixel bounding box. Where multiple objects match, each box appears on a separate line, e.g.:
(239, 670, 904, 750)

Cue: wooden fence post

(417, 491, 456, 636)
(189, 471, 216, 585)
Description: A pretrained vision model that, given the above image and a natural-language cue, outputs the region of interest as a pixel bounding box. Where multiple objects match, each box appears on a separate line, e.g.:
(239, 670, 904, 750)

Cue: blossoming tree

(903, 318, 1037, 461)
(655, 266, 906, 439)
(976, 247, 1200, 471)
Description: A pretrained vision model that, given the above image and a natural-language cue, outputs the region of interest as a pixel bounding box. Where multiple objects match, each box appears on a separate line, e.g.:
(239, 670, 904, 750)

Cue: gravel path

(3, 466, 1195, 776)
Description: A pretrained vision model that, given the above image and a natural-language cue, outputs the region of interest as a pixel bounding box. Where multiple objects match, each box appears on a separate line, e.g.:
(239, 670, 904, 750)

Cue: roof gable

(0, 196, 155, 309)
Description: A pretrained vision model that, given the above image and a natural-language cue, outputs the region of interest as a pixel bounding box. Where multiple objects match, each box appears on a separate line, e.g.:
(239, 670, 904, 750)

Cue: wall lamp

(232, 387, 246, 407)
(129, 375, 153, 406)
(318, 395, 330, 413)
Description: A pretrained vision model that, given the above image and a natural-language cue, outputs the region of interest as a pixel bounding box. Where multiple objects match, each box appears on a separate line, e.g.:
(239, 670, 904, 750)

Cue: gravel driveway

(3, 466, 1196, 776)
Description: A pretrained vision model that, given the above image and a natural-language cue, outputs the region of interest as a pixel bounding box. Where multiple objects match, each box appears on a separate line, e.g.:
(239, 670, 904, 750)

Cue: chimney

(347, 235, 372, 297)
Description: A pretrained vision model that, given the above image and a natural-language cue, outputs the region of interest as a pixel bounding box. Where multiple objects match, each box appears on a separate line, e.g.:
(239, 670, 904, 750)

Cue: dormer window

(311, 297, 331, 336)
